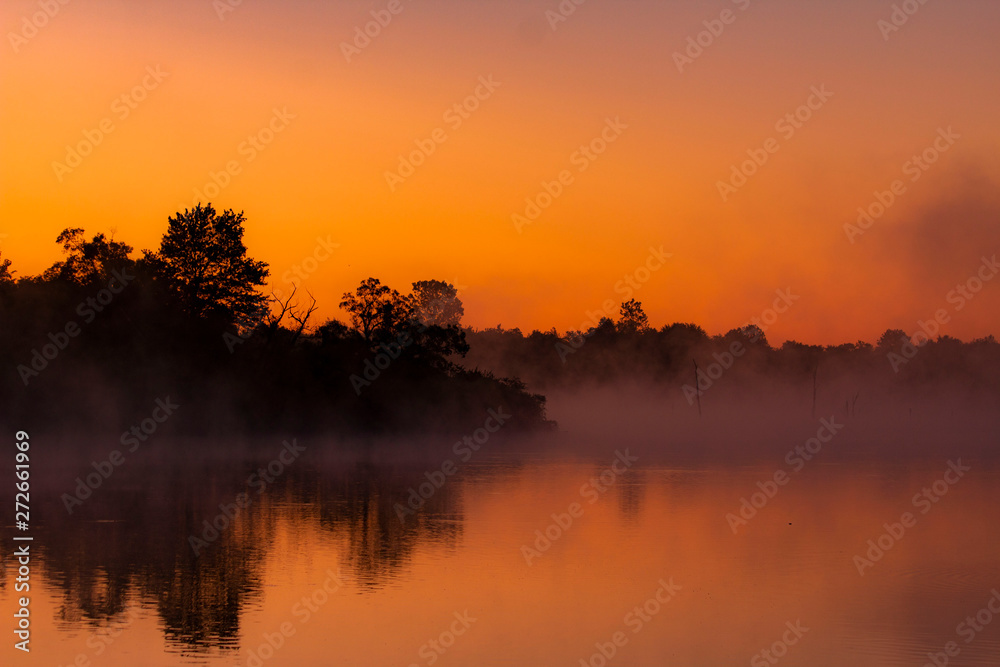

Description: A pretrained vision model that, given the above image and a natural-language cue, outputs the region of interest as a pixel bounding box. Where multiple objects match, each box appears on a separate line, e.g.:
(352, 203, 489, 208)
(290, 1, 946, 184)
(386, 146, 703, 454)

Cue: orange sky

(2, 0, 999, 345)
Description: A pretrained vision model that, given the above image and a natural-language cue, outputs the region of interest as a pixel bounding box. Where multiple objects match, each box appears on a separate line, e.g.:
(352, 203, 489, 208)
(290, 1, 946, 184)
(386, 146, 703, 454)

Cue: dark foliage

(0, 209, 551, 436)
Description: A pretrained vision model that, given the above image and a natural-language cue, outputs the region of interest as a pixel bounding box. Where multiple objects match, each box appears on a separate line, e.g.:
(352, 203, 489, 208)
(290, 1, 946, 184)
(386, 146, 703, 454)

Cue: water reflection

(18, 444, 474, 652)
(2, 441, 999, 666)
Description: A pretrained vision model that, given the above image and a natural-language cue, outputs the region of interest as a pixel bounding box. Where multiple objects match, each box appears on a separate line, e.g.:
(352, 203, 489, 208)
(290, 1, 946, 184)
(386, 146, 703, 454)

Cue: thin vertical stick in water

(693, 359, 702, 418)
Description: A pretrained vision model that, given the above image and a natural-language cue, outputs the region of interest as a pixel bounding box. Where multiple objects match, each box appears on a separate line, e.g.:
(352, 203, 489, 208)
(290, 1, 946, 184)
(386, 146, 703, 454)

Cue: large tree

(145, 204, 269, 322)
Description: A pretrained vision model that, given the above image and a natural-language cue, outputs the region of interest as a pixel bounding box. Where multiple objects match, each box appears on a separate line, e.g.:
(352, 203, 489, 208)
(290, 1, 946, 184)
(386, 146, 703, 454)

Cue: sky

(2, 0, 999, 345)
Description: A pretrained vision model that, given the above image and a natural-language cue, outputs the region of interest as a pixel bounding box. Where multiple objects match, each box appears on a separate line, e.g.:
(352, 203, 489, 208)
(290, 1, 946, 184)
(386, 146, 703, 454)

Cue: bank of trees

(461, 299, 1000, 399)
(0, 205, 549, 434)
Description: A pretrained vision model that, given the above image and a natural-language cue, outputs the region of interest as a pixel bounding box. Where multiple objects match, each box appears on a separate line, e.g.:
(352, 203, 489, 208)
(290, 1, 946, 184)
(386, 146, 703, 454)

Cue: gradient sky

(2, 0, 999, 344)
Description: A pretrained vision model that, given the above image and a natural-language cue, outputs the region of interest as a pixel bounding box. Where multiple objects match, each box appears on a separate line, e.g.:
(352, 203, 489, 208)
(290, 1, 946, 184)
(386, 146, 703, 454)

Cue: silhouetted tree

(739, 324, 769, 348)
(617, 299, 649, 333)
(377, 290, 414, 343)
(411, 280, 464, 327)
(264, 286, 318, 344)
(43, 228, 133, 286)
(145, 204, 269, 322)
(340, 277, 392, 342)
(877, 328, 908, 350)
(0, 251, 12, 283)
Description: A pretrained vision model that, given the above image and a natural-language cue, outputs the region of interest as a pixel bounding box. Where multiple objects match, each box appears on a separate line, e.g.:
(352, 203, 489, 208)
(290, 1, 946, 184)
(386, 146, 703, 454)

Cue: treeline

(461, 301, 1000, 400)
(0, 205, 550, 435)
(3, 205, 995, 435)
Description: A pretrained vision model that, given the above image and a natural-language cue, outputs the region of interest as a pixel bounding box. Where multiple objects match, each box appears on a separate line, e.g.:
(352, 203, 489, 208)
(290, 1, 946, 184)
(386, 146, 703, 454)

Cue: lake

(3, 428, 1000, 667)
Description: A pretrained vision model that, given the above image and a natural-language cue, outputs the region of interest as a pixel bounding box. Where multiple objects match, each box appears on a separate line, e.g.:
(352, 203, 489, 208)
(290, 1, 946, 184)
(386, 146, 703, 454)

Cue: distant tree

(617, 299, 649, 334)
(591, 317, 616, 336)
(43, 228, 133, 285)
(877, 328, 908, 350)
(145, 204, 269, 322)
(739, 324, 769, 347)
(411, 280, 463, 327)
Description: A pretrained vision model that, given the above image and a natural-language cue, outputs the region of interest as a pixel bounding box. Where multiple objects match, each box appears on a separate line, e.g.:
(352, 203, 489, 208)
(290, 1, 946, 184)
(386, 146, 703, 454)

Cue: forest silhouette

(0, 204, 547, 434)
(1, 204, 997, 436)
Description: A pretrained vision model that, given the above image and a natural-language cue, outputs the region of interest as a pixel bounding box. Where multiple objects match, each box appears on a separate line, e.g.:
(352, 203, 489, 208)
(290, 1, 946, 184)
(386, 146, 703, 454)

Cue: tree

(264, 286, 318, 344)
(145, 204, 269, 322)
(617, 299, 649, 334)
(340, 277, 412, 343)
(0, 251, 12, 284)
(411, 280, 464, 327)
(739, 324, 769, 348)
(877, 328, 908, 350)
(378, 290, 414, 342)
(43, 228, 133, 285)
(340, 277, 389, 341)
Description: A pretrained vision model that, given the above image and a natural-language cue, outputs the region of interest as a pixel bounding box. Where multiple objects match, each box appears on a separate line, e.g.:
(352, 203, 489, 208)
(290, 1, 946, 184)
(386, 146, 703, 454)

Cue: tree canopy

(42, 228, 133, 286)
(411, 280, 464, 328)
(0, 251, 12, 284)
(617, 298, 649, 333)
(145, 204, 269, 323)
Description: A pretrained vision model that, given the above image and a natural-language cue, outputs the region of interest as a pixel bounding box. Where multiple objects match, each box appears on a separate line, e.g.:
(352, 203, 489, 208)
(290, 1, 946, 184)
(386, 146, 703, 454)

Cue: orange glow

(2, 0, 999, 344)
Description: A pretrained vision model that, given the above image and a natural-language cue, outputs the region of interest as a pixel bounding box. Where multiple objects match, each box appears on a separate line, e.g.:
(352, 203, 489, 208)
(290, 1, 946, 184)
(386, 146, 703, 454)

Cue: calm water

(3, 437, 1000, 666)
